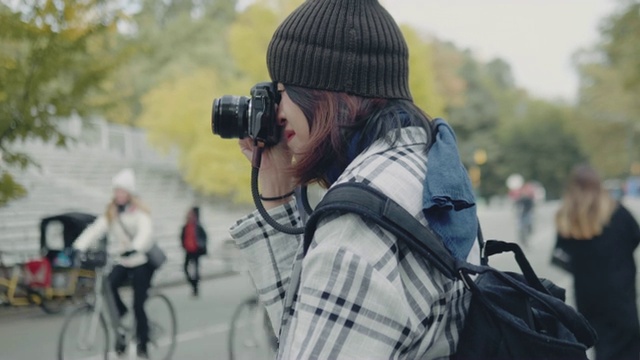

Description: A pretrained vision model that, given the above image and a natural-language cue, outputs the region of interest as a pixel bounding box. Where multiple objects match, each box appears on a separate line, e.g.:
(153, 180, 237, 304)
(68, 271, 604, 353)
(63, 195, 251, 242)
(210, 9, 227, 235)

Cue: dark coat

(557, 204, 640, 360)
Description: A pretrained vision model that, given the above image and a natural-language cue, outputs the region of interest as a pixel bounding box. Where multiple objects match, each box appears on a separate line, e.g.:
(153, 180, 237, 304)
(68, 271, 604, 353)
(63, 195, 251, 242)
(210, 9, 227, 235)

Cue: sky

(237, 0, 621, 102)
(379, 0, 620, 102)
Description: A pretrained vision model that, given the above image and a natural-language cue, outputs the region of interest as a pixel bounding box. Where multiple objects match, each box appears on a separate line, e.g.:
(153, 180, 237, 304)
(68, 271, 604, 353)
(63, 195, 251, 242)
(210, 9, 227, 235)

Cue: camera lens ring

(211, 95, 249, 139)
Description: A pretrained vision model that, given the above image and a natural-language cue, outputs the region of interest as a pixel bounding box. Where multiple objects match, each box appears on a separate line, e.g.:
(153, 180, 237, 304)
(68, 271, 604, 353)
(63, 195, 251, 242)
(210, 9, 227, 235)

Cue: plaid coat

(230, 127, 472, 359)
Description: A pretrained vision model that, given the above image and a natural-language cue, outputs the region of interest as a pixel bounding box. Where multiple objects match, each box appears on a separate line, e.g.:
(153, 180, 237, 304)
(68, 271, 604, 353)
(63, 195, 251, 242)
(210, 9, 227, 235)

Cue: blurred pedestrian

(73, 168, 155, 359)
(514, 181, 536, 245)
(180, 206, 207, 296)
(555, 164, 640, 360)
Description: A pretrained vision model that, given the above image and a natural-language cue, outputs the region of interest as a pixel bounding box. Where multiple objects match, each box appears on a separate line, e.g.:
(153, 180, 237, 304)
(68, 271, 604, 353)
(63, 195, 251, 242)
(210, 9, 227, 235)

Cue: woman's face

(277, 83, 309, 154)
(113, 188, 131, 206)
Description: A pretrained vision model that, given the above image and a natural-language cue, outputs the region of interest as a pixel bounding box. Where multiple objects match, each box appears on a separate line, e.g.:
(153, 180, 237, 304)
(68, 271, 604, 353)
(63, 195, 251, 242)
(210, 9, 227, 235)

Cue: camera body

(211, 82, 281, 146)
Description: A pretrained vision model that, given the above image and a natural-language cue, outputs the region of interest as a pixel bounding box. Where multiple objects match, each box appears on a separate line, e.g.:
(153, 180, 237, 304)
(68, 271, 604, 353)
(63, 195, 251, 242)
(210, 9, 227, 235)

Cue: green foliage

(602, 2, 640, 91)
(228, 3, 279, 82)
(401, 26, 445, 117)
(138, 69, 254, 203)
(0, 0, 127, 205)
(135, 0, 288, 205)
(574, 0, 640, 178)
(5, 0, 630, 207)
(134, 0, 640, 203)
(0, 170, 27, 206)
(98, 0, 237, 126)
(573, 60, 638, 176)
(446, 53, 501, 143)
(432, 41, 467, 109)
(440, 51, 512, 199)
(498, 101, 586, 199)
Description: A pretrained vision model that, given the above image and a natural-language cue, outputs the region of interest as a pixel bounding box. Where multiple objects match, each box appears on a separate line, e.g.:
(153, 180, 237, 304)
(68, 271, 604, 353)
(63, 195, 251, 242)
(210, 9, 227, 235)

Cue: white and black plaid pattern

(231, 127, 471, 359)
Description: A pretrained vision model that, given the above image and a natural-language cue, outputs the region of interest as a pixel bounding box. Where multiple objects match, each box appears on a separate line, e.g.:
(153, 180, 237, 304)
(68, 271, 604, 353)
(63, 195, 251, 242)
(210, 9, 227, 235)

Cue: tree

(137, 1, 292, 204)
(96, 0, 238, 126)
(602, 1, 640, 92)
(138, 69, 255, 203)
(432, 40, 467, 110)
(401, 26, 445, 117)
(499, 101, 586, 199)
(0, 0, 127, 205)
(227, 2, 280, 82)
(574, 1, 640, 178)
(573, 59, 638, 177)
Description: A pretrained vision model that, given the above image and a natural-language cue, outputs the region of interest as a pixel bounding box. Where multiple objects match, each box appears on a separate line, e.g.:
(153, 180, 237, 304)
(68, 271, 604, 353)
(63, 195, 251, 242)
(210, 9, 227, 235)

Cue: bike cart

(0, 212, 102, 314)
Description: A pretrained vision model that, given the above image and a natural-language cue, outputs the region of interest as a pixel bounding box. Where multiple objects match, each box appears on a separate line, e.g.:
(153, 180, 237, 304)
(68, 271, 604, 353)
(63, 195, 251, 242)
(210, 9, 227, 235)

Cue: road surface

(1, 198, 639, 359)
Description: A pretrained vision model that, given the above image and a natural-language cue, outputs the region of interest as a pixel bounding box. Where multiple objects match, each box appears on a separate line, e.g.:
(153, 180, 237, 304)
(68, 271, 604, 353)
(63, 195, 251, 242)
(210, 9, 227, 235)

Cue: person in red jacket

(180, 207, 207, 296)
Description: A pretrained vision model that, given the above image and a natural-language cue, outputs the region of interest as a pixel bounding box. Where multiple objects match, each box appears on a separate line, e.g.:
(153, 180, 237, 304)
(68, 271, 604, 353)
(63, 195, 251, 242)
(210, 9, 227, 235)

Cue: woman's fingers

(237, 137, 295, 199)
(239, 138, 254, 162)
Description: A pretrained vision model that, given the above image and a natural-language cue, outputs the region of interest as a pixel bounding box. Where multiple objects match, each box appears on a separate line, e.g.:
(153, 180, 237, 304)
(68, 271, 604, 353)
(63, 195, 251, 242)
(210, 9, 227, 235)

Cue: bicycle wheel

(144, 292, 177, 360)
(41, 296, 68, 314)
(57, 304, 109, 360)
(228, 297, 278, 360)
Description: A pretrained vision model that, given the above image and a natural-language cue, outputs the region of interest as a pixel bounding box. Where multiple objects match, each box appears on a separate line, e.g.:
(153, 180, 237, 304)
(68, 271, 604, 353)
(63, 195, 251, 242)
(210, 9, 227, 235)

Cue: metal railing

(54, 115, 179, 168)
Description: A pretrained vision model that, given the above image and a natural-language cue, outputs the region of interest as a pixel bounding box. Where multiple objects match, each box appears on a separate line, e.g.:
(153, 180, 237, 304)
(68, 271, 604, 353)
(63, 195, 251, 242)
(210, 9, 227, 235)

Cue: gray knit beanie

(267, 0, 412, 100)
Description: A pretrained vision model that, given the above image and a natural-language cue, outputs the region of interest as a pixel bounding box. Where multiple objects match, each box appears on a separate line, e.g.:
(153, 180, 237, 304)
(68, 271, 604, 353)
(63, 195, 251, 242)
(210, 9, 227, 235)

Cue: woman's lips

(284, 130, 295, 142)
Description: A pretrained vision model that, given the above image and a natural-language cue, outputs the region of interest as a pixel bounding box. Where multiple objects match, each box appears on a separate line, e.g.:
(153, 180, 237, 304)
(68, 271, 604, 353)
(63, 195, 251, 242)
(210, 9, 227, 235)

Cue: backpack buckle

(459, 269, 472, 290)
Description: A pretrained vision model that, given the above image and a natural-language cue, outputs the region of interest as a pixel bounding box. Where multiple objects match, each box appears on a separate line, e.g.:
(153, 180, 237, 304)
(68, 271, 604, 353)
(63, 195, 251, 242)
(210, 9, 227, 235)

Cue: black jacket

(556, 204, 640, 358)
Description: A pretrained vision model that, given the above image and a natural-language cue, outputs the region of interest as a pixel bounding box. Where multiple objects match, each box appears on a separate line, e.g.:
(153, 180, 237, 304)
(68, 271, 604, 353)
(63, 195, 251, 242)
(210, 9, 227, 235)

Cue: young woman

(73, 168, 154, 359)
(555, 165, 640, 360)
(228, 0, 478, 358)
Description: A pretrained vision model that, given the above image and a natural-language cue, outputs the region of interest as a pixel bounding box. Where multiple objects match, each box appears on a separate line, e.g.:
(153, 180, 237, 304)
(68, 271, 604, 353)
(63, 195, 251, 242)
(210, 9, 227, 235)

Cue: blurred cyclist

(513, 182, 536, 245)
(73, 168, 154, 359)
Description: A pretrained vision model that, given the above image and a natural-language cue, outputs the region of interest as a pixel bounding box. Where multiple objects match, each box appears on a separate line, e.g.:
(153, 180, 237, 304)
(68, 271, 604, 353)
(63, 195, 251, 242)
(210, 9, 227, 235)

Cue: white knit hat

(112, 168, 136, 194)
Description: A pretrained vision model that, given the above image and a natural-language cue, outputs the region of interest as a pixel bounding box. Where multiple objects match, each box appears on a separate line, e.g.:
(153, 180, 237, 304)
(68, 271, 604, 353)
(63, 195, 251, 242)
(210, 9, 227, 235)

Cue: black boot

(114, 330, 127, 356)
(137, 343, 149, 359)
(191, 280, 199, 297)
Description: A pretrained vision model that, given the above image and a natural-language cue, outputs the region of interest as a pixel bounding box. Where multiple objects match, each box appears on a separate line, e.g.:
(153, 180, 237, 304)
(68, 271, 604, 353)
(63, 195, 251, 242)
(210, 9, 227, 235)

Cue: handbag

(550, 243, 573, 273)
(304, 182, 597, 359)
(117, 216, 167, 270)
(146, 243, 167, 270)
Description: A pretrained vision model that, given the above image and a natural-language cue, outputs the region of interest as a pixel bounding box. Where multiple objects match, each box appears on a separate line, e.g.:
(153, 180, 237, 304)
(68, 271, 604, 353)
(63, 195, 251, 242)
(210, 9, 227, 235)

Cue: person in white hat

(74, 168, 154, 358)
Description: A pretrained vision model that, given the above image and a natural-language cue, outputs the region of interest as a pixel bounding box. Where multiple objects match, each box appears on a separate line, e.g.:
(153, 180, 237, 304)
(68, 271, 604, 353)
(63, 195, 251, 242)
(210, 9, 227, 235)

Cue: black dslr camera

(211, 82, 281, 146)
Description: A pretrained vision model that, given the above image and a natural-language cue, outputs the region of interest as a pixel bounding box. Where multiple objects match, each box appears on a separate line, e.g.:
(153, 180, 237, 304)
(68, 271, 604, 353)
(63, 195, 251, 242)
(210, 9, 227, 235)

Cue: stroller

(0, 212, 105, 314)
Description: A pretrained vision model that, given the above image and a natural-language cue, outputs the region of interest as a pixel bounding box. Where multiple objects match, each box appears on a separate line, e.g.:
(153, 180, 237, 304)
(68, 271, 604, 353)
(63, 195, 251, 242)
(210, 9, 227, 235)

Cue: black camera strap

(251, 164, 309, 235)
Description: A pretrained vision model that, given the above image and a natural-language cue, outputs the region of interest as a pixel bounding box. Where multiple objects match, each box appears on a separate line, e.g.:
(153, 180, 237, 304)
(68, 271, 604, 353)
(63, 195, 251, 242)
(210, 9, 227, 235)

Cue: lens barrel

(211, 95, 250, 139)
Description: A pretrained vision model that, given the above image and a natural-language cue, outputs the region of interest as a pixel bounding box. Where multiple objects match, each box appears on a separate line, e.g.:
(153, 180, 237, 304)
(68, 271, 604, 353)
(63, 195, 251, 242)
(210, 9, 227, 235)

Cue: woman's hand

(239, 138, 296, 208)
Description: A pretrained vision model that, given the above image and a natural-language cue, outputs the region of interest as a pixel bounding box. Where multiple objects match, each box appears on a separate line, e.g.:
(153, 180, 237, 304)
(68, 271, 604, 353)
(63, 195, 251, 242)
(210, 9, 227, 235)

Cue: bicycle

(57, 252, 177, 360)
(228, 295, 278, 360)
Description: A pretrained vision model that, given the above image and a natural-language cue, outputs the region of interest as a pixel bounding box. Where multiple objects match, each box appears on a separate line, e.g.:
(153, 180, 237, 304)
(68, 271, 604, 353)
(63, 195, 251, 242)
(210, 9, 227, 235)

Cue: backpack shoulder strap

(304, 182, 554, 295)
(303, 182, 459, 280)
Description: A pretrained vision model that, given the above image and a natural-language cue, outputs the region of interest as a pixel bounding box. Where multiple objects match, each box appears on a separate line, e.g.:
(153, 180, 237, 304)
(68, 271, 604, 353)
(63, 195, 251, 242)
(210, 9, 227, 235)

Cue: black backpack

(303, 182, 597, 360)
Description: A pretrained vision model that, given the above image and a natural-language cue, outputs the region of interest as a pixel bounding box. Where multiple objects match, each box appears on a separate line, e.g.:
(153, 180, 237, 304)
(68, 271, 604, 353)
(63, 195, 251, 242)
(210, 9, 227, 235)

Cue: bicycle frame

(89, 264, 127, 335)
(66, 263, 130, 359)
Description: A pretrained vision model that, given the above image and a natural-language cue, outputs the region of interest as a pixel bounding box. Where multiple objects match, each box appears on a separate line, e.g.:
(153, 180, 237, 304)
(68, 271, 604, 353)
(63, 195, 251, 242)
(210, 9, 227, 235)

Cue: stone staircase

(1, 127, 251, 285)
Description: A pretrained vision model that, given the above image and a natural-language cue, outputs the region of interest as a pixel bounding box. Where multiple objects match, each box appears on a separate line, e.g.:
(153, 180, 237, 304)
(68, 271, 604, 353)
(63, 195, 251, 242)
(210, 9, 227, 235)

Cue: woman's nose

(276, 109, 286, 126)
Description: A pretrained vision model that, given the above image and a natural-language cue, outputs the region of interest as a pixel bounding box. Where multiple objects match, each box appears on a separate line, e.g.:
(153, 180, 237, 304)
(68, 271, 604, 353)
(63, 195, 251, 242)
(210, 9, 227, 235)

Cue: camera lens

(211, 95, 250, 139)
